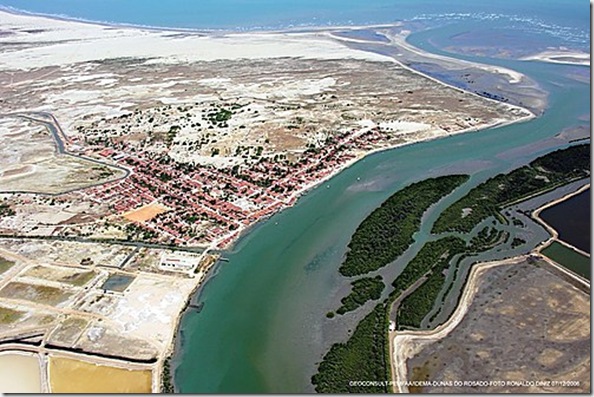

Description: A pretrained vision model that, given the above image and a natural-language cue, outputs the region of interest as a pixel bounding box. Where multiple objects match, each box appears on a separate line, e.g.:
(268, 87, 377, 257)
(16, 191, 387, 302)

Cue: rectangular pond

(101, 274, 135, 292)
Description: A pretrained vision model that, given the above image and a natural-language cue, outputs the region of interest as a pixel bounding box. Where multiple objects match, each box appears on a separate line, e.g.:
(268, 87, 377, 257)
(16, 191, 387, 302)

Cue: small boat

(189, 302, 204, 313)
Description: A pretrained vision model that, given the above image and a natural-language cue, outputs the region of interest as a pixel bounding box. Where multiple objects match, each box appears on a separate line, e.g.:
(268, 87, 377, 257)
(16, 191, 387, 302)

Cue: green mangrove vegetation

(392, 237, 465, 329)
(161, 357, 174, 393)
(311, 303, 390, 393)
(511, 237, 526, 249)
(336, 276, 384, 315)
(313, 143, 590, 393)
(339, 175, 469, 277)
(433, 144, 590, 234)
(468, 226, 507, 251)
(397, 268, 447, 329)
(391, 237, 466, 296)
(312, 237, 468, 393)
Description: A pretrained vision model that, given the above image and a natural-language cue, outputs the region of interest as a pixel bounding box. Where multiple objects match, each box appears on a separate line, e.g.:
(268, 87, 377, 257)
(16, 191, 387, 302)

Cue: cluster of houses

(79, 124, 393, 248)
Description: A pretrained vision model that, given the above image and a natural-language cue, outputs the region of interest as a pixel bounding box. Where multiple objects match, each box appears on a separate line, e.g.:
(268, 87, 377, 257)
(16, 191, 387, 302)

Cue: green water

(173, 32, 590, 393)
(101, 274, 134, 292)
(541, 241, 591, 280)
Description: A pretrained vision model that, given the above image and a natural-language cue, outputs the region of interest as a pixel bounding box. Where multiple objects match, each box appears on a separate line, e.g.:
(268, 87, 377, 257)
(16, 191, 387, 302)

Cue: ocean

(0, 0, 590, 41)
(2, 0, 589, 393)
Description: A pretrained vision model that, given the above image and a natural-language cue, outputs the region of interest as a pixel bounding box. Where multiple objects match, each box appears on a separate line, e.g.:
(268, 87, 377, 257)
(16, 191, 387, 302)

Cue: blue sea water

(0, 0, 590, 44)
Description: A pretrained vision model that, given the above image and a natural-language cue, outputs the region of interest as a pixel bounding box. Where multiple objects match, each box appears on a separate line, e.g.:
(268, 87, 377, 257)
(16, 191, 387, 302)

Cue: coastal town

(0, 53, 530, 252)
(0, 7, 550, 394)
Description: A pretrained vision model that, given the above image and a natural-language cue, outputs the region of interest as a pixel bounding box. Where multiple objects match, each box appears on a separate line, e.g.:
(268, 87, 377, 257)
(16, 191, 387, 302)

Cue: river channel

(173, 23, 590, 394)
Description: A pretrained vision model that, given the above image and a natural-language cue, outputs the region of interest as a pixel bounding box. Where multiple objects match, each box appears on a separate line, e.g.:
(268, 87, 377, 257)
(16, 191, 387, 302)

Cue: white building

(159, 252, 199, 273)
(389, 320, 396, 332)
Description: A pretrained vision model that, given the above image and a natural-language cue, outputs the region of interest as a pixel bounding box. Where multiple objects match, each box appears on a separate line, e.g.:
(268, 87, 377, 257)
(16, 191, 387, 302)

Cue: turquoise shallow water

(0, 0, 589, 40)
(2, 1, 588, 393)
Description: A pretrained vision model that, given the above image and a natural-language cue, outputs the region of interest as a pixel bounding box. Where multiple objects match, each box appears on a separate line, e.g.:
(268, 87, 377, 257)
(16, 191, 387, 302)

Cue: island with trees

(312, 143, 590, 393)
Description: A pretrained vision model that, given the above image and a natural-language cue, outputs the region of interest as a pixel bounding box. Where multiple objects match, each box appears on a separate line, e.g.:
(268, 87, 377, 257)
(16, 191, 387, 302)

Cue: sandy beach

(0, 10, 393, 71)
(521, 50, 590, 66)
(382, 29, 526, 84)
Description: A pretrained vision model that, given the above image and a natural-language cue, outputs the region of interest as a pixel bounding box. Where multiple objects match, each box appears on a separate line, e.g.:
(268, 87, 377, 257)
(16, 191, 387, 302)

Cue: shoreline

(157, 252, 219, 393)
(210, 110, 535, 254)
(0, 8, 544, 393)
(392, 250, 591, 392)
(325, 30, 545, 116)
(0, 10, 395, 70)
(532, 182, 591, 256)
(521, 50, 590, 66)
(206, 36, 538, 252)
(6, 4, 587, 75)
(0, 5, 402, 36)
(327, 28, 548, 116)
(167, 70, 536, 393)
(381, 29, 525, 85)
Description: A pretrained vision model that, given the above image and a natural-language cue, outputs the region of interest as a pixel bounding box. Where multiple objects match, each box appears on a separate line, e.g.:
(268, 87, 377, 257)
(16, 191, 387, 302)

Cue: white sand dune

(0, 10, 392, 70)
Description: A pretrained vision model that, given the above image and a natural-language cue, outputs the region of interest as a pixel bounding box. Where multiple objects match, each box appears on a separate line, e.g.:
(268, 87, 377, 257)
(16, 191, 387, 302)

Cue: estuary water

(169, 15, 589, 396)
(1, 0, 589, 393)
